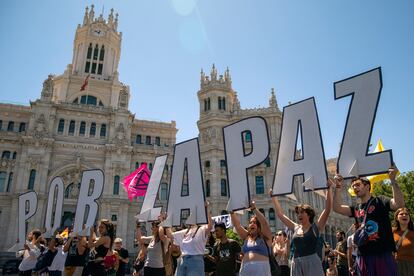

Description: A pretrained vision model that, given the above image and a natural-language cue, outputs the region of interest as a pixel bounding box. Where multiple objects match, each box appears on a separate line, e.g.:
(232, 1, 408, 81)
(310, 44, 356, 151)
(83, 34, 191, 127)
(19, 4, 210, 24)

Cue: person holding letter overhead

(230, 201, 273, 276)
(167, 201, 213, 276)
(270, 179, 333, 276)
(333, 167, 404, 276)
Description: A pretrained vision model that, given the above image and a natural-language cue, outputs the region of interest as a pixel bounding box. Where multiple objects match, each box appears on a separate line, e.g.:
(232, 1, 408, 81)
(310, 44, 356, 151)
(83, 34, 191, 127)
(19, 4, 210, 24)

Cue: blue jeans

(176, 255, 204, 276)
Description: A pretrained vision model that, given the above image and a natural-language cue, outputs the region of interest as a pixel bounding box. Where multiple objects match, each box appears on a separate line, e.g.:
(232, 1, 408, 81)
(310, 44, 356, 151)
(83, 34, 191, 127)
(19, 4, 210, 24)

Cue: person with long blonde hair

(393, 207, 414, 276)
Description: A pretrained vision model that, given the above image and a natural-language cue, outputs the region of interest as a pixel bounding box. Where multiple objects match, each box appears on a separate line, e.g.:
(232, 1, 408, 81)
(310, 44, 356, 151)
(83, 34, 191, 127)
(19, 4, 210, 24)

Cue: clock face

(92, 28, 105, 37)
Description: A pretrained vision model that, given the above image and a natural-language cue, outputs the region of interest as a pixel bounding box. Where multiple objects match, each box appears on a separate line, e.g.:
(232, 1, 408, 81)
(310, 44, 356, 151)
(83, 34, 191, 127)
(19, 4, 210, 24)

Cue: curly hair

(100, 219, 115, 249)
(393, 208, 414, 231)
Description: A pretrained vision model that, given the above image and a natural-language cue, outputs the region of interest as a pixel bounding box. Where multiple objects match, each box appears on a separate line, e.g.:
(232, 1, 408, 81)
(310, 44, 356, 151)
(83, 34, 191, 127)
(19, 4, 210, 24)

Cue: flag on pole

(347, 139, 399, 196)
(80, 74, 90, 91)
(60, 227, 69, 239)
(122, 163, 151, 201)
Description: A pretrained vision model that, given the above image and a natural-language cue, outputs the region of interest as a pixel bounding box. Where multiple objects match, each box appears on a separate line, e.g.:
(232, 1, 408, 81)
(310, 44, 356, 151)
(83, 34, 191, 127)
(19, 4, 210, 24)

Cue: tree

(372, 171, 414, 216)
(226, 227, 243, 245)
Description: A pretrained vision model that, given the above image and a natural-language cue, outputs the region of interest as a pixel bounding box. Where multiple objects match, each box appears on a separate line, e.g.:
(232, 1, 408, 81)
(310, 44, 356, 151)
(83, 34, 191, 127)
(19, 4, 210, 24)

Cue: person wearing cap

(212, 222, 241, 276)
(333, 166, 404, 276)
(114, 238, 129, 276)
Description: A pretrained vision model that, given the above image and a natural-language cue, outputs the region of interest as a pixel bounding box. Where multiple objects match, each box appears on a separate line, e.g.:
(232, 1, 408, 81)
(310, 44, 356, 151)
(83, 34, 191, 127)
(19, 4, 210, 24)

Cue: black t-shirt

(213, 239, 241, 276)
(115, 248, 129, 276)
(350, 195, 395, 256)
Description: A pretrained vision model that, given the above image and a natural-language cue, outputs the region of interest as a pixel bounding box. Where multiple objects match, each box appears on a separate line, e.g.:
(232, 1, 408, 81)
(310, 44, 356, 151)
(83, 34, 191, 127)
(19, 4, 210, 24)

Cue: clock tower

(52, 5, 128, 109)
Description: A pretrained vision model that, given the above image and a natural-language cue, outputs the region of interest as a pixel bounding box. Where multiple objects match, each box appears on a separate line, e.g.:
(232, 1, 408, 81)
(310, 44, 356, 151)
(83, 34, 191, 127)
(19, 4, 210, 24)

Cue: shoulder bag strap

(396, 229, 409, 251)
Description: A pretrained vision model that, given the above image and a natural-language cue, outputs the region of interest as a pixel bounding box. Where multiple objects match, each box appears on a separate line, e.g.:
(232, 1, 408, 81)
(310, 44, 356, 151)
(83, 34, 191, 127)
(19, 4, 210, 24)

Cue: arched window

(218, 97, 222, 110)
(6, 172, 13, 192)
(2, 151, 10, 159)
(7, 121, 14, 131)
(222, 97, 226, 110)
(205, 180, 210, 197)
(155, 137, 160, 146)
(149, 163, 153, 171)
(145, 136, 151, 145)
(90, 122, 96, 136)
(0, 120, 2, 130)
(87, 43, 93, 59)
(80, 95, 98, 106)
(93, 44, 99, 60)
(100, 124, 106, 138)
(28, 169, 36, 190)
(221, 179, 227, 196)
(79, 121, 86, 135)
(255, 175, 264, 194)
(269, 208, 275, 226)
(220, 160, 226, 167)
(113, 175, 120, 195)
(207, 98, 211, 110)
(160, 183, 168, 200)
(136, 135, 142, 144)
(0, 172, 6, 192)
(12, 152, 16, 159)
(19, 122, 26, 132)
(99, 45, 105, 61)
(68, 120, 75, 135)
(65, 183, 73, 199)
(57, 119, 65, 133)
(135, 162, 139, 169)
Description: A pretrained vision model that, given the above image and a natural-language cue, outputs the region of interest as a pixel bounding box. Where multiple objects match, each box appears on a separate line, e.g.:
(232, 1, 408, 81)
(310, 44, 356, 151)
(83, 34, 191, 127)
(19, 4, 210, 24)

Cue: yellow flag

(60, 227, 69, 238)
(347, 139, 398, 196)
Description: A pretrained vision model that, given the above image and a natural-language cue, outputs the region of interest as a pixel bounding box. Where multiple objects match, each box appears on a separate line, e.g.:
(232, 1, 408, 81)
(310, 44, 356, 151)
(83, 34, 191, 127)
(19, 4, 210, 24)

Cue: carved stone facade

(0, 6, 177, 253)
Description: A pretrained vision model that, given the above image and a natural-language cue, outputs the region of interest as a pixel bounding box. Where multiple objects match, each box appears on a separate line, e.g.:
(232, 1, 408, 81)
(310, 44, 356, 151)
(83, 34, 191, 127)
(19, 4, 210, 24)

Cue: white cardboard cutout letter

(334, 67, 392, 178)
(272, 98, 327, 195)
(223, 117, 270, 210)
(166, 138, 207, 227)
(44, 177, 64, 238)
(73, 169, 104, 236)
(136, 155, 168, 222)
(18, 191, 38, 249)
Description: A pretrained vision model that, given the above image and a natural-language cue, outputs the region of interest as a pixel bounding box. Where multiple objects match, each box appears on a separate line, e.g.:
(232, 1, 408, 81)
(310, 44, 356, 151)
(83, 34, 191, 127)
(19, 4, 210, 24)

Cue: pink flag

(122, 163, 151, 201)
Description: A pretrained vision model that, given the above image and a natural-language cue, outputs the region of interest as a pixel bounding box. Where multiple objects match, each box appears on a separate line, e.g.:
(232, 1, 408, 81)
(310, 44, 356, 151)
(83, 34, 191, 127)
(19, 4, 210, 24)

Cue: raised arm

(63, 236, 73, 253)
(333, 174, 352, 217)
(230, 212, 248, 240)
(205, 201, 213, 235)
(316, 179, 333, 231)
(88, 227, 109, 249)
(250, 201, 272, 241)
(269, 189, 295, 230)
(389, 166, 405, 210)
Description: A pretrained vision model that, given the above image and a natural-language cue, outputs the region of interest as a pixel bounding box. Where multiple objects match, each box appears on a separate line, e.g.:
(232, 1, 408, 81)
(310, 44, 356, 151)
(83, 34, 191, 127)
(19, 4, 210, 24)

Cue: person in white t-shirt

(347, 224, 358, 276)
(48, 236, 68, 276)
(168, 202, 213, 276)
(16, 229, 42, 275)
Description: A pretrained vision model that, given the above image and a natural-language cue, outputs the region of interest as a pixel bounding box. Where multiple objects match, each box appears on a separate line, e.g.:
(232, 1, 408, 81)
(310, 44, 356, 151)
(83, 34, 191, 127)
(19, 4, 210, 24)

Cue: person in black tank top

(63, 235, 89, 276)
(85, 219, 115, 276)
(270, 180, 334, 276)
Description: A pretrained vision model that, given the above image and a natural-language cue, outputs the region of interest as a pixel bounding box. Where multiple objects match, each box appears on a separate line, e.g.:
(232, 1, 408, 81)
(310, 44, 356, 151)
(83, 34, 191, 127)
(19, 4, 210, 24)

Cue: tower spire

(89, 4, 95, 22)
(269, 88, 278, 109)
(83, 6, 89, 25)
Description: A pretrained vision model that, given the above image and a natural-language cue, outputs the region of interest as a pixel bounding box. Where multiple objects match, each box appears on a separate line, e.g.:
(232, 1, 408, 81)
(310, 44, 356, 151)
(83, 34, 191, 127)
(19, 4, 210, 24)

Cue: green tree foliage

(226, 227, 243, 245)
(372, 171, 414, 216)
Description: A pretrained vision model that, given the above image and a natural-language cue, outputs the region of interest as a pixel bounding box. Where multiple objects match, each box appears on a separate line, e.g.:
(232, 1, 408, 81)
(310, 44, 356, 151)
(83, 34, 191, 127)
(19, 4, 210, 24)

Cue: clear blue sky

(0, 1, 413, 173)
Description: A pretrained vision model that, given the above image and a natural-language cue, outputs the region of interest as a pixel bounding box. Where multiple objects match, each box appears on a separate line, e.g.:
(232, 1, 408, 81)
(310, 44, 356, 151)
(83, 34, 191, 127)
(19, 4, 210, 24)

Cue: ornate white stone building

(0, 6, 351, 253)
(0, 6, 177, 253)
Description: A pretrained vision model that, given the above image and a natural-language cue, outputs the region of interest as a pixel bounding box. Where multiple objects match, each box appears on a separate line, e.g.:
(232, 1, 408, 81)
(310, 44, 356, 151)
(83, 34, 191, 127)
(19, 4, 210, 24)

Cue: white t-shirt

(48, 246, 68, 271)
(347, 234, 357, 257)
(173, 225, 208, 256)
(17, 243, 40, 271)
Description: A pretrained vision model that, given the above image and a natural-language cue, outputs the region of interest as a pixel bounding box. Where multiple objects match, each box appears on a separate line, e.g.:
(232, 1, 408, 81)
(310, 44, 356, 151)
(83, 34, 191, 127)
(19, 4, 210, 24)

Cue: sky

(0, 1, 413, 173)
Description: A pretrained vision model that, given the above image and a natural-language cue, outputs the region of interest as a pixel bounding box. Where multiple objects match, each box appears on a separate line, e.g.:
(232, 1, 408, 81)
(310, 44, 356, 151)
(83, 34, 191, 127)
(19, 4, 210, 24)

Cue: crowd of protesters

(15, 166, 414, 276)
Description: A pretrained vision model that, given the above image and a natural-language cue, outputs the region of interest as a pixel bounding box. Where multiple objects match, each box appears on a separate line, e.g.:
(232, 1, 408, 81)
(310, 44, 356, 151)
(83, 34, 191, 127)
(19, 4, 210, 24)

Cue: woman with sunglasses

(270, 179, 333, 276)
(273, 231, 290, 276)
(393, 207, 414, 276)
(136, 220, 170, 276)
